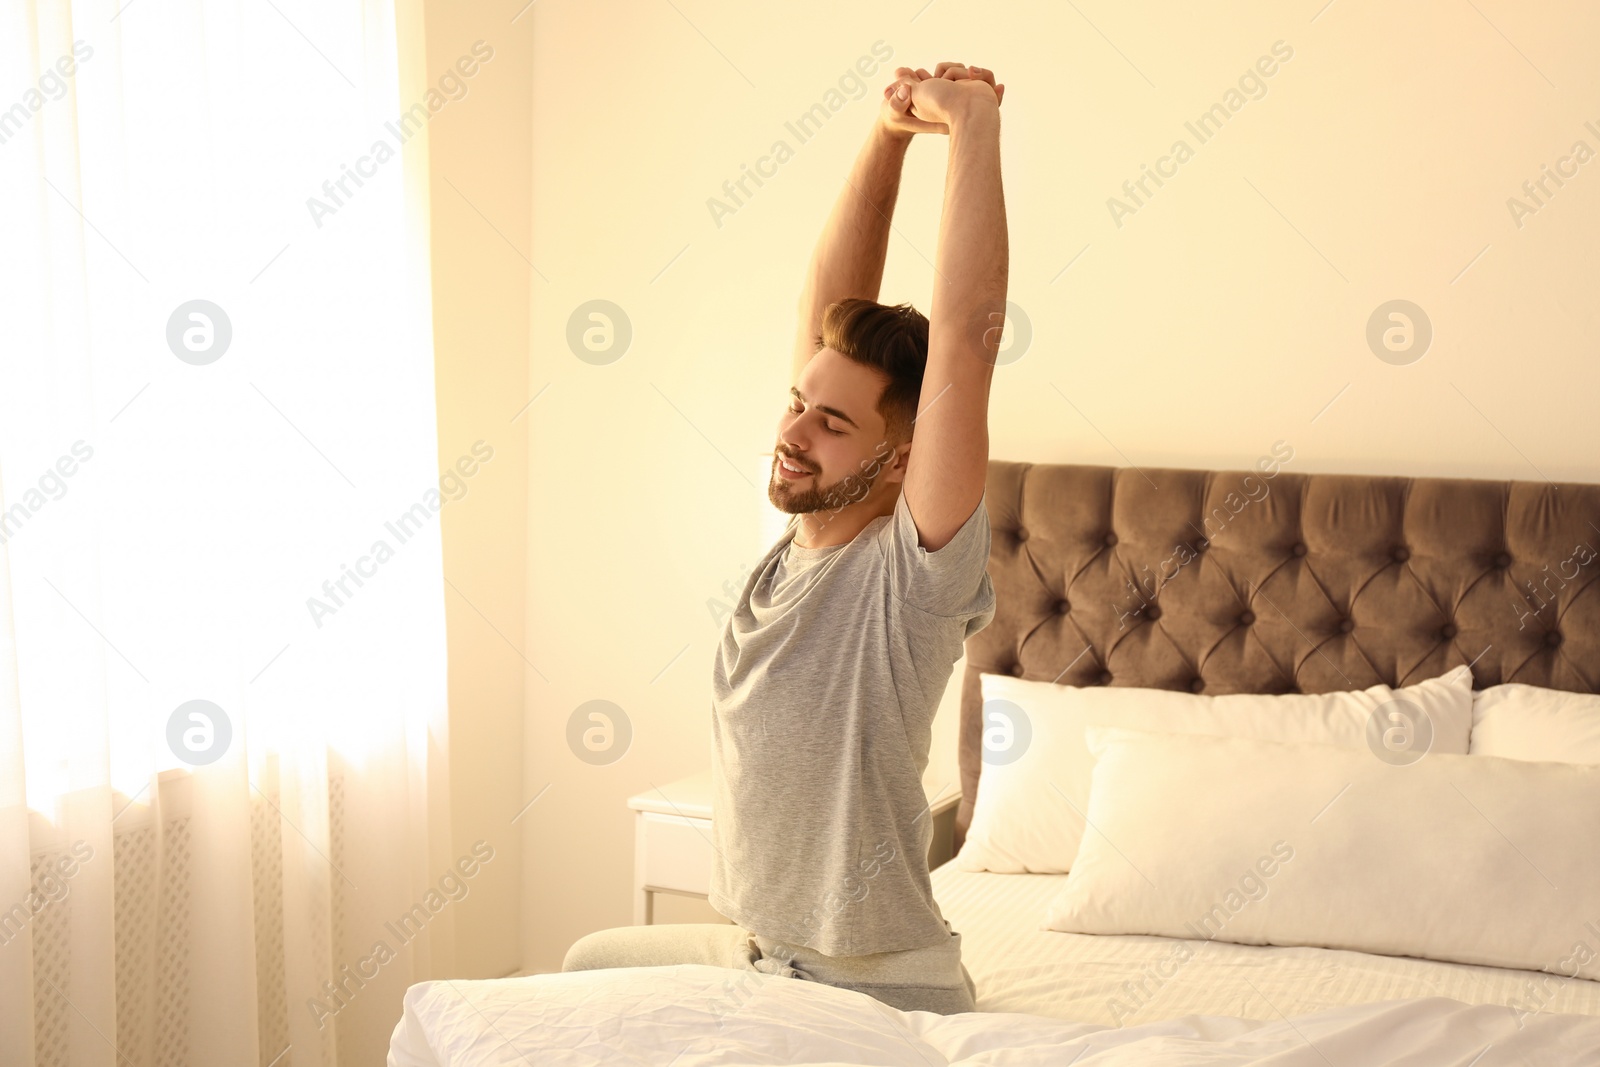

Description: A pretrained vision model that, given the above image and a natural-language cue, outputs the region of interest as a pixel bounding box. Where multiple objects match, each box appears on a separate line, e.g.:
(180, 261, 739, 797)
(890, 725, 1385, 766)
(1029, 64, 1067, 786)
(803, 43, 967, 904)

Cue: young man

(563, 61, 1008, 1016)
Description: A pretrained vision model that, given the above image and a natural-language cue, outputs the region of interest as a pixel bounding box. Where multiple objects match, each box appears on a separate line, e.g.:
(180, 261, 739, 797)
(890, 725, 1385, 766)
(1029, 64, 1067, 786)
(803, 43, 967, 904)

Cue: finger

(938, 63, 971, 80)
(933, 61, 968, 78)
(914, 67, 932, 80)
(901, 108, 948, 134)
(967, 66, 997, 89)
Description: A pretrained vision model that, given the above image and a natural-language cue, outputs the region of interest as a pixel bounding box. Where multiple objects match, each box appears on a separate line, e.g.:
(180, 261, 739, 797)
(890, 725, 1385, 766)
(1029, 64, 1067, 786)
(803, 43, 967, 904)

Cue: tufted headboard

(954, 458, 1600, 850)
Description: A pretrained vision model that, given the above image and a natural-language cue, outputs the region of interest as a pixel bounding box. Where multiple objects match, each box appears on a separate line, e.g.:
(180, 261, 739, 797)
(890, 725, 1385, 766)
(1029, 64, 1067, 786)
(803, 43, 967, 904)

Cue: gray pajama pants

(560, 918, 978, 1015)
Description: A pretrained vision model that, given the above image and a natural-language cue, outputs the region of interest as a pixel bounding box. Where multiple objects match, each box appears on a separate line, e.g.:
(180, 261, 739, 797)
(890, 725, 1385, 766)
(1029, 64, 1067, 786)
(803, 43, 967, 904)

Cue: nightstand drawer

(638, 812, 715, 895)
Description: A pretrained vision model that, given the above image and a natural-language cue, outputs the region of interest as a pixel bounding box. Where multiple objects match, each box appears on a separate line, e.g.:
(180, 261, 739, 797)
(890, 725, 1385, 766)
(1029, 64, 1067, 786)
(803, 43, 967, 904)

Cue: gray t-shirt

(709, 488, 997, 956)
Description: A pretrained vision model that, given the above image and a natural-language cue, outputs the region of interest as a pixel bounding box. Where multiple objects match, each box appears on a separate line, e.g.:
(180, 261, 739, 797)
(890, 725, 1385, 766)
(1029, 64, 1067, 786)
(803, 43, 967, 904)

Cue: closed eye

(789, 400, 845, 435)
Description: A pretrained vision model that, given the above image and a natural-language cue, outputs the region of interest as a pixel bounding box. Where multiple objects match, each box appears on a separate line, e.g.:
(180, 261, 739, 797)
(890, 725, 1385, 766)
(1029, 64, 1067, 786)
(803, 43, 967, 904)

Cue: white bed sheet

(930, 861, 1600, 1025)
(388, 866, 1600, 1065)
(389, 964, 1600, 1066)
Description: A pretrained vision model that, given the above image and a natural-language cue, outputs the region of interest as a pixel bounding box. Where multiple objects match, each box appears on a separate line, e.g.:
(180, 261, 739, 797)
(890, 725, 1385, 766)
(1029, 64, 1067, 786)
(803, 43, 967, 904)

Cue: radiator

(25, 770, 347, 1067)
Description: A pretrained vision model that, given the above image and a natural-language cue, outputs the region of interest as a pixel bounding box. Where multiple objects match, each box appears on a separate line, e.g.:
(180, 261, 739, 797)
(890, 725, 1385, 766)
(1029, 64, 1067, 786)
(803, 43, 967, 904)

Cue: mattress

(929, 861, 1600, 1025)
(389, 867, 1600, 1064)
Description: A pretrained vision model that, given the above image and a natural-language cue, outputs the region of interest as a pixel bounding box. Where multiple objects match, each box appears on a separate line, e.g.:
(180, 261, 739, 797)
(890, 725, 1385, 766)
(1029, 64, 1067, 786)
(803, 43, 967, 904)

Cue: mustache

(773, 449, 815, 473)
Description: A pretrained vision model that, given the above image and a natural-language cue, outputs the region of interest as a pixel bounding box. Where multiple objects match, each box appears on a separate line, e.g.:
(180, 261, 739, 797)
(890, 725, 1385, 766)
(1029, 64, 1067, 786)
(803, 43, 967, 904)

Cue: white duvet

(387, 963, 1600, 1066)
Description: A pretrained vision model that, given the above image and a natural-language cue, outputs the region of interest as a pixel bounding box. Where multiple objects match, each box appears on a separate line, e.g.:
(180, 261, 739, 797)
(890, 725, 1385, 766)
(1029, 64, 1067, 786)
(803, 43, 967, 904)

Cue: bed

(928, 864, 1600, 1024)
(389, 459, 1600, 1065)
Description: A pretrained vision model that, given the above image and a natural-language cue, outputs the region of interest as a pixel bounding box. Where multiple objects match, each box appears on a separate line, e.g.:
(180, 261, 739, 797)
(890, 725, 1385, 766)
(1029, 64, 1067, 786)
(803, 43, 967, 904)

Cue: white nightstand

(626, 771, 964, 925)
(626, 771, 716, 925)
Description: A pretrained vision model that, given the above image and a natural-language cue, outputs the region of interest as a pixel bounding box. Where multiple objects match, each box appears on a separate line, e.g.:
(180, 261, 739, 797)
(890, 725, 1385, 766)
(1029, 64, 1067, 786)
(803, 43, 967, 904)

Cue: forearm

(929, 105, 1007, 367)
(796, 125, 913, 326)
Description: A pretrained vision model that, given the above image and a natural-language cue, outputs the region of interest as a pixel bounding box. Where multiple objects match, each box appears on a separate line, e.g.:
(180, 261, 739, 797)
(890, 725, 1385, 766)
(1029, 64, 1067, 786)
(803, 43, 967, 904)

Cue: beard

(767, 451, 887, 515)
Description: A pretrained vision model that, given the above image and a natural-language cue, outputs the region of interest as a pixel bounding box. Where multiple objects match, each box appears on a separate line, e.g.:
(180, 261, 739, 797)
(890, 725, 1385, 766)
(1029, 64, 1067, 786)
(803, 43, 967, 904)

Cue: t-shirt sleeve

(882, 488, 997, 622)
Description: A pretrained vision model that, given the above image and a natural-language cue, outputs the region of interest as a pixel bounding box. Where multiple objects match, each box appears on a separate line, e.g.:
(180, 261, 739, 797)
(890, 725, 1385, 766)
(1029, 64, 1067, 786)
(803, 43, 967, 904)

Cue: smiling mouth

(777, 455, 812, 476)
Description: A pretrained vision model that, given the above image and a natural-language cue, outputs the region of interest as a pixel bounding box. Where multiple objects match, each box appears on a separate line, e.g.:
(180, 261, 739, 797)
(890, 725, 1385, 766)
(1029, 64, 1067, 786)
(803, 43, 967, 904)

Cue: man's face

(770, 347, 905, 516)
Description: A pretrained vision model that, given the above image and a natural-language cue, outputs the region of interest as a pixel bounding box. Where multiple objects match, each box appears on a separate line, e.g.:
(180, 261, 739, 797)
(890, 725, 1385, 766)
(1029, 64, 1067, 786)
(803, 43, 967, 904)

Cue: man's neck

(791, 490, 898, 550)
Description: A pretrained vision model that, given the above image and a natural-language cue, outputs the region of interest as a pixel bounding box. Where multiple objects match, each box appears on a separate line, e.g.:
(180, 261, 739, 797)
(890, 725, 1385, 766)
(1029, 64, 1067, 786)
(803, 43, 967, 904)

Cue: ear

(882, 439, 913, 485)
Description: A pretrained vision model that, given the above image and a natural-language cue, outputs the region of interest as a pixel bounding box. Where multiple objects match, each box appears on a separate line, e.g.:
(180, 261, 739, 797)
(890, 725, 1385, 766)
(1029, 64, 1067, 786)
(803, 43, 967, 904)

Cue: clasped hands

(878, 61, 1004, 138)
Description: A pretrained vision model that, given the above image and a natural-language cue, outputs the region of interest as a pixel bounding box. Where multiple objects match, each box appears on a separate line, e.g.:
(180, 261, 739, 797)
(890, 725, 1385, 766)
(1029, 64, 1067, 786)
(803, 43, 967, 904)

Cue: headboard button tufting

(953, 458, 1600, 856)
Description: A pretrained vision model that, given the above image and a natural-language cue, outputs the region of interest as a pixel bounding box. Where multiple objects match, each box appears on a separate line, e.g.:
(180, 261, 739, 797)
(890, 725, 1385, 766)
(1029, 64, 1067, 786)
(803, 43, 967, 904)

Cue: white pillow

(956, 664, 1475, 873)
(1043, 726, 1600, 981)
(1471, 683, 1600, 763)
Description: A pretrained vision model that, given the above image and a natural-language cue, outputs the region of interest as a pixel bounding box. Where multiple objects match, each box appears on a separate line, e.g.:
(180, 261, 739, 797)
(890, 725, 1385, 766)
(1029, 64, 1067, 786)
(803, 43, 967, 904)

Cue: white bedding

(930, 862, 1600, 1025)
(389, 963, 1600, 1066)
(389, 865, 1600, 1065)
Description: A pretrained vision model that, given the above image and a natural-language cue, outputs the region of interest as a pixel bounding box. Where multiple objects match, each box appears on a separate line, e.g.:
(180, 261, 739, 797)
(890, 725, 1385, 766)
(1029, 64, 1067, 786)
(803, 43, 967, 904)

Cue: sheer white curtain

(0, 2, 453, 1064)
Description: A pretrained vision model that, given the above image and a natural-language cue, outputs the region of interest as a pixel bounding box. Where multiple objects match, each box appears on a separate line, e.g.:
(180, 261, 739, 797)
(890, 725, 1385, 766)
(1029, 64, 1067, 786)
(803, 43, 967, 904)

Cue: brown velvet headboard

(954, 459, 1600, 850)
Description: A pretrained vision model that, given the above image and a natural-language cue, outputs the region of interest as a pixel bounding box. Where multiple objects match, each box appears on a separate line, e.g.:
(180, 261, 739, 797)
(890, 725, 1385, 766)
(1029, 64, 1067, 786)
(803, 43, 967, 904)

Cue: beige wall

(422, 0, 531, 980)
(516, 1, 1600, 972)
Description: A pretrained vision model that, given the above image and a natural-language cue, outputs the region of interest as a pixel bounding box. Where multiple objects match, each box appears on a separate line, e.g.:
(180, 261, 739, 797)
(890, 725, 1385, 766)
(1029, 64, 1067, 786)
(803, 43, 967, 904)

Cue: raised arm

(899, 67, 1008, 552)
(790, 123, 913, 385)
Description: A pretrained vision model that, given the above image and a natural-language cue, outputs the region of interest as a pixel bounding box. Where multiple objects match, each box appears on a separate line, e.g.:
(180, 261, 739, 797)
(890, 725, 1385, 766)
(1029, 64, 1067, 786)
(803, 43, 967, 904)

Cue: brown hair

(817, 297, 928, 446)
